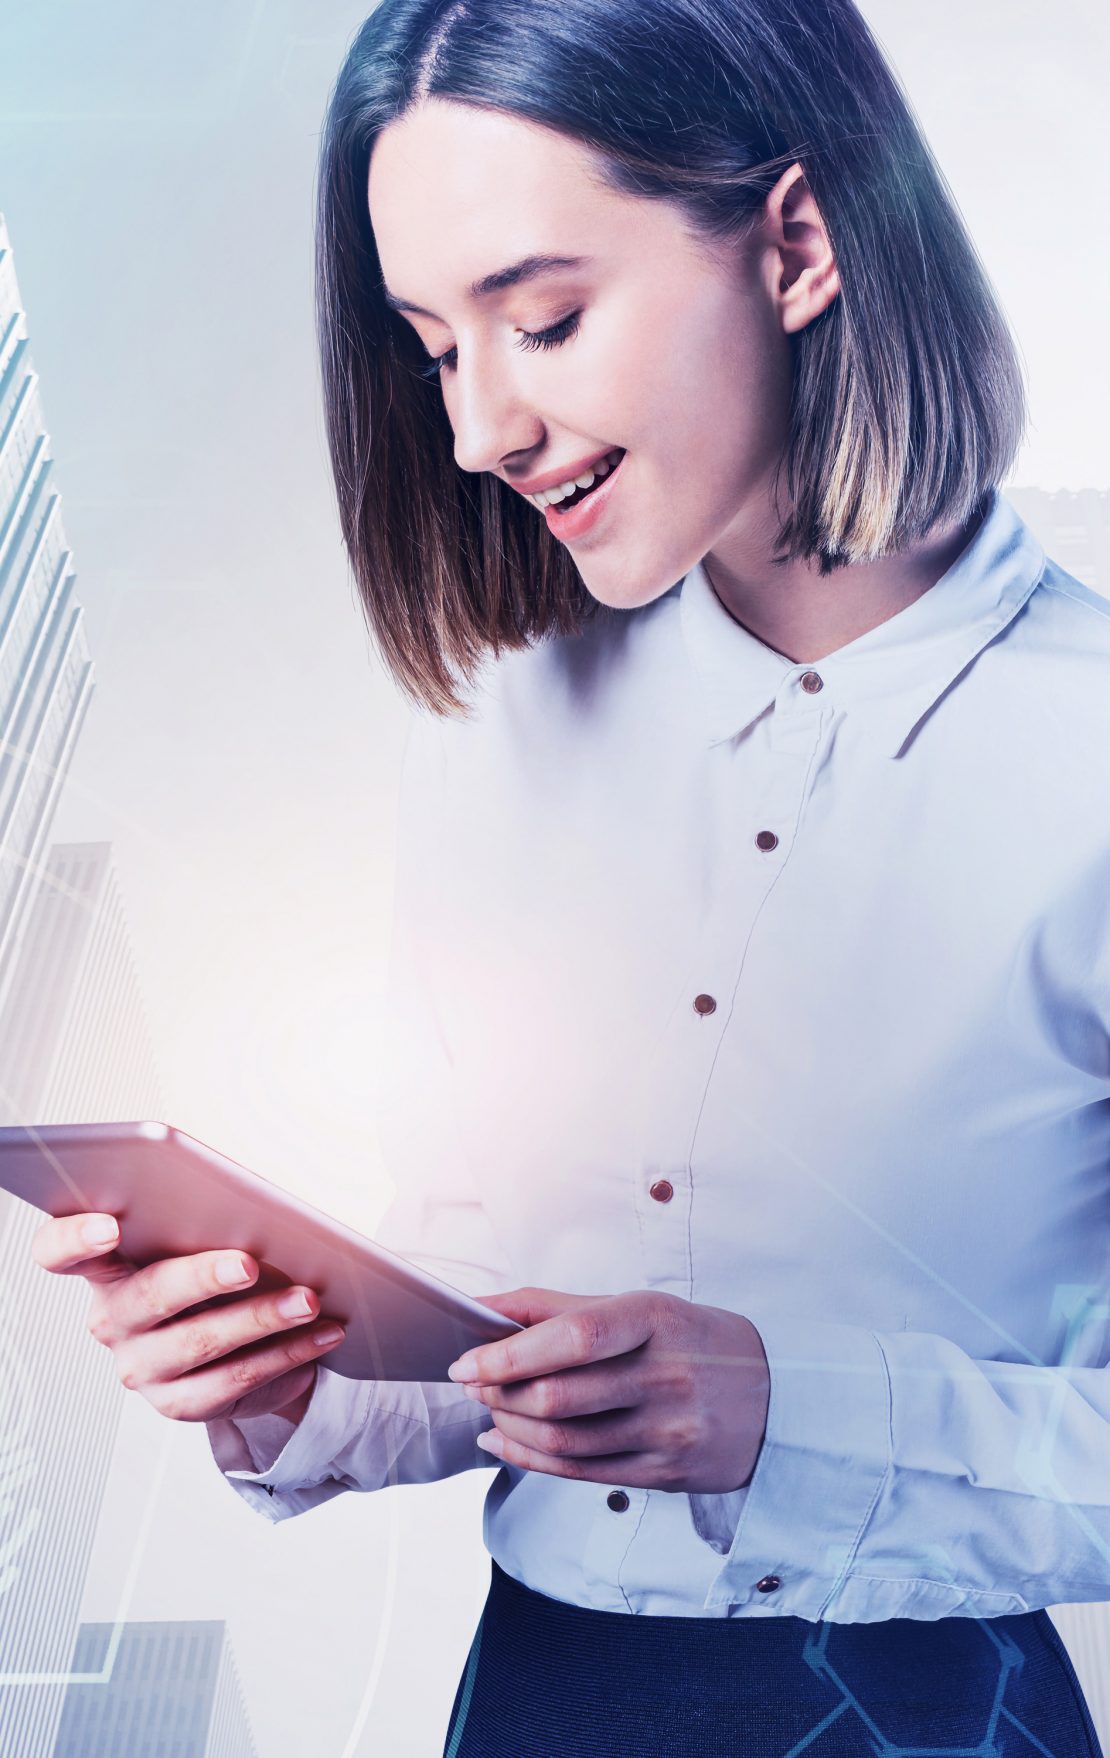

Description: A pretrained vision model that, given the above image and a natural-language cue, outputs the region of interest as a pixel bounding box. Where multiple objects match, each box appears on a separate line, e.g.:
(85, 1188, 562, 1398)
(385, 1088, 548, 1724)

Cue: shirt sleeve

(203, 710, 515, 1522)
(698, 1302, 1110, 1621)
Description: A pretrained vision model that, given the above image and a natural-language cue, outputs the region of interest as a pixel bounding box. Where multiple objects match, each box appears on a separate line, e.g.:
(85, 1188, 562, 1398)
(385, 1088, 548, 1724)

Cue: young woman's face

(368, 99, 794, 609)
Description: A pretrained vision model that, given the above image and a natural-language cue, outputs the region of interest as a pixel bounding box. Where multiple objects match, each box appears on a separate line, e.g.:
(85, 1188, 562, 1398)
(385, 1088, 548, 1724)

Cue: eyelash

(417, 310, 582, 381)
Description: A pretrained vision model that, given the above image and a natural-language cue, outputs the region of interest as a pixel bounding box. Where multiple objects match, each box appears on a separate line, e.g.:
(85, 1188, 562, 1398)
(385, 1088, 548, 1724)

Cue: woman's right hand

(31, 1211, 347, 1429)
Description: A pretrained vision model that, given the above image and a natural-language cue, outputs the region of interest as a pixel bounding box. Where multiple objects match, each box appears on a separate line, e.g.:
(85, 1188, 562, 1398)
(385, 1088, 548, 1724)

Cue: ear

(762, 162, 841, 335)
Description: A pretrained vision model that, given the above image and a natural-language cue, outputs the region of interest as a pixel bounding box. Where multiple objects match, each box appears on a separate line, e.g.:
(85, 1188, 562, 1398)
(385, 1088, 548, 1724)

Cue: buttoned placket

(633, 668, 834, 1300)
(599, 669, 835, 1611)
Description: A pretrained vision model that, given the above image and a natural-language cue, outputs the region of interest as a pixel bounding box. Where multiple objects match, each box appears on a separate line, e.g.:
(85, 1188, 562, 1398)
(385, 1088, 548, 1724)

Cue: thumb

(472, 1286, 594, 1324)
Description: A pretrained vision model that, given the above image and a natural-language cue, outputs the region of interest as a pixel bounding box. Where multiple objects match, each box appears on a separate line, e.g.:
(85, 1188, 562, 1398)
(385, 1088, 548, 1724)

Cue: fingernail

(313, 1325, 344, 1348)
(215, 1254, 251, 1287)
(462, 1384, 482, 1401)
(278, 1288, 312, 1319)
(476, 1430, 503, 1455)
(448, 1357, 476, 1382)
(82, 1218, 117, 1248)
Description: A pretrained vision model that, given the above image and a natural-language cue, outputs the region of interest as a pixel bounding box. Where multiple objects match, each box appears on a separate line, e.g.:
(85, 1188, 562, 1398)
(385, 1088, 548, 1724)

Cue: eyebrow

(381, 253, 594, 319)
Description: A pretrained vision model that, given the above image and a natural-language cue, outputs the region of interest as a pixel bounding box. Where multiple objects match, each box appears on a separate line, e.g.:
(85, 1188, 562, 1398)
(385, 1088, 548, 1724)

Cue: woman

(35, 0, 1109, 1752)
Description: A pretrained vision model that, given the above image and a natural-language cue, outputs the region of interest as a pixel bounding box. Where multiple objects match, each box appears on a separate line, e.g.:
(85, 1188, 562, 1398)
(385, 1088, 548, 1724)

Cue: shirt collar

(679, 490, 1046, 758)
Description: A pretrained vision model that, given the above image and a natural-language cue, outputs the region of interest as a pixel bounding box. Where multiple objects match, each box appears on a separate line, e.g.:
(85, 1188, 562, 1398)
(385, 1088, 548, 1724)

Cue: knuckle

(667, 1414, 701, 1454)
(116, 1351, 145, 1394)
(569, 1310, 603, 1357)
(183, 1321, 218, 1368)
(227, 1349, 262, 1392)
(651, 1293, 682, 1336)
(133, 1271, 169, 1329)
(655, 1355, 686, 1396)
(536, 1417, 572, 1454)
(532, 1379, 563, 1420)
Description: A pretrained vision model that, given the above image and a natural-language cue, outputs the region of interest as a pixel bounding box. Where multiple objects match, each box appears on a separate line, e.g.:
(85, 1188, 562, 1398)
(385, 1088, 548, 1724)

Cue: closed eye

(418, 311, 583, 382)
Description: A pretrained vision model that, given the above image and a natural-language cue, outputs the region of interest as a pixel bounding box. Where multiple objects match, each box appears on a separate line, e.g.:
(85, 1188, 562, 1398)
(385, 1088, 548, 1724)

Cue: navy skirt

(443, 1559, 1104, 1757)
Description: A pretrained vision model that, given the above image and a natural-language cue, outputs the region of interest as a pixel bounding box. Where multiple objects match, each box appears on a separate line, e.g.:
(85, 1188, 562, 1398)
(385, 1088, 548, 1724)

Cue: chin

(576, 545, 701, 613)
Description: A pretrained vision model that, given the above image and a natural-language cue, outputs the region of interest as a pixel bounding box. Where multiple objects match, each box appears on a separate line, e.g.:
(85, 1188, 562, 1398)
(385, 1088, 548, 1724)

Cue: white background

(1, 1, 1107, 1752)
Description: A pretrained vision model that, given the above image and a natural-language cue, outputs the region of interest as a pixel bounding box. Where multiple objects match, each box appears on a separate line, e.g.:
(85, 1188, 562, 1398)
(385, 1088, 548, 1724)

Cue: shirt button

(607, 1490, 630, 1513)
(799, 671, 823, 693)
(755, 1574, 781, 1592)
(755, 830, 779, 851)
(693, 993, 717, 1015)
(649, 1179, 674, 1203)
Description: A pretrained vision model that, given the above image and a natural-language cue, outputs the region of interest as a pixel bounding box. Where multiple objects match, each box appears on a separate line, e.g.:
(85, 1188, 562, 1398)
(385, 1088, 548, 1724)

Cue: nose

(448, 345, 543, 478)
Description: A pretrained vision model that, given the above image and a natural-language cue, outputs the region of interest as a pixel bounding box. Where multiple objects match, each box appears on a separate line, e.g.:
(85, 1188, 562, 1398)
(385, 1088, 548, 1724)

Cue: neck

(702, 495, 989, 666)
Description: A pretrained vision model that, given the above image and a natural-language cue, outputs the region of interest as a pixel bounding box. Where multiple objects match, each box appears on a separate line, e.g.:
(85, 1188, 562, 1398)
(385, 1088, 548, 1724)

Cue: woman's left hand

(448, 1288, 770, 1494)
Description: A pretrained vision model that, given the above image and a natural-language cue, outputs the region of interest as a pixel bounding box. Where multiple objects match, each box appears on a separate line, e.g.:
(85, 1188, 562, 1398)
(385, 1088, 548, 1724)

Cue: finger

(110, 1278, 339, 1388)
(475, 1425, 646, 1486)
(32, 1213, 133, 1282)
(449, 1293, 657, 1386)
(140, 1325, 346, 1425)
(465, 1356, 646, 1420)
(485, 1402, 652, 1459)
(471, 1287, 598, 1325)
(88, 1247, 278, 1348)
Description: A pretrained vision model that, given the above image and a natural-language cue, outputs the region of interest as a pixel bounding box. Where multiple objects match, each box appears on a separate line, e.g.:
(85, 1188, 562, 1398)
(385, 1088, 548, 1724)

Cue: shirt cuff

(701, 1313, 892, 1615)
(205, 1364, 376, 1524)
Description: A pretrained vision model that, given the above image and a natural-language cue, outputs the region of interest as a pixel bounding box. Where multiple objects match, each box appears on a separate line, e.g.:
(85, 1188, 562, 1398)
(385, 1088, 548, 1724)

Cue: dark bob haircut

(316, 0, 1026, 716)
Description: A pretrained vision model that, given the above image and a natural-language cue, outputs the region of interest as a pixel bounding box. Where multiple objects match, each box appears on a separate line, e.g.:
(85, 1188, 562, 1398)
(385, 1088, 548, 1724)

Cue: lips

(554, 452, 625, 510)
(550, 472, 609, 513)
(514, 447, 626, 504)
(541, 449, 625, 541)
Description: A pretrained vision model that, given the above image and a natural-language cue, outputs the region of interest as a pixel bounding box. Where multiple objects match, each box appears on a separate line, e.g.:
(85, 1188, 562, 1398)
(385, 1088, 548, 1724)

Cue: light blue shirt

(206, 490, 1110, 1622)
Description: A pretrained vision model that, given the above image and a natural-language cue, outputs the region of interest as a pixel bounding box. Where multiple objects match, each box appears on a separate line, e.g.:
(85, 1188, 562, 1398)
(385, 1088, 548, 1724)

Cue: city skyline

(0, 2, 1106, 1752)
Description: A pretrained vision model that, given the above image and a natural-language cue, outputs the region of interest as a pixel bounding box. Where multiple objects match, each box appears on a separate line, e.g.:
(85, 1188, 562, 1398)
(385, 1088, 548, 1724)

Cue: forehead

(367, 100, 627, 293)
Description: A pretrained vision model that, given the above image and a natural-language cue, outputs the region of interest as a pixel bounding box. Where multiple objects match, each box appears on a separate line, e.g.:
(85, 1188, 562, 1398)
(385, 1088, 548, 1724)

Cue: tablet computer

(0, 1120, 523, 1381)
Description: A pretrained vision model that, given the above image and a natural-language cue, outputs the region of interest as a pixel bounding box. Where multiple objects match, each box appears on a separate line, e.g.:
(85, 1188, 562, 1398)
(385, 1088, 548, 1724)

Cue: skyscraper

(0, 840, 163, 1127)
(0, 213, 95, 1022)
(52, 1621, 257, 1757)
(0, 217, 164, 1758)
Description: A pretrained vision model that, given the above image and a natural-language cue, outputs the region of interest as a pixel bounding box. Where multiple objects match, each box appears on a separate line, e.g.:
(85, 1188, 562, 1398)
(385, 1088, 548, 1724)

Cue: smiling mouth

(549, 451, 625, 513)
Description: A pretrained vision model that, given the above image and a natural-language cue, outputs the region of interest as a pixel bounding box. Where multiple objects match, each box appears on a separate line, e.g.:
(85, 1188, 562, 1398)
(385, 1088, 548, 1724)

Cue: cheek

(551, 319, 654, 437)
(659, 309, 789, 486)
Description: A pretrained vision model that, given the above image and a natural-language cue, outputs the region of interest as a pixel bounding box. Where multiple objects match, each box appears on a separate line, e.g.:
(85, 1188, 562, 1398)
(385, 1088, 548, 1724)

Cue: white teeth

(528, 450, 623, 512)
